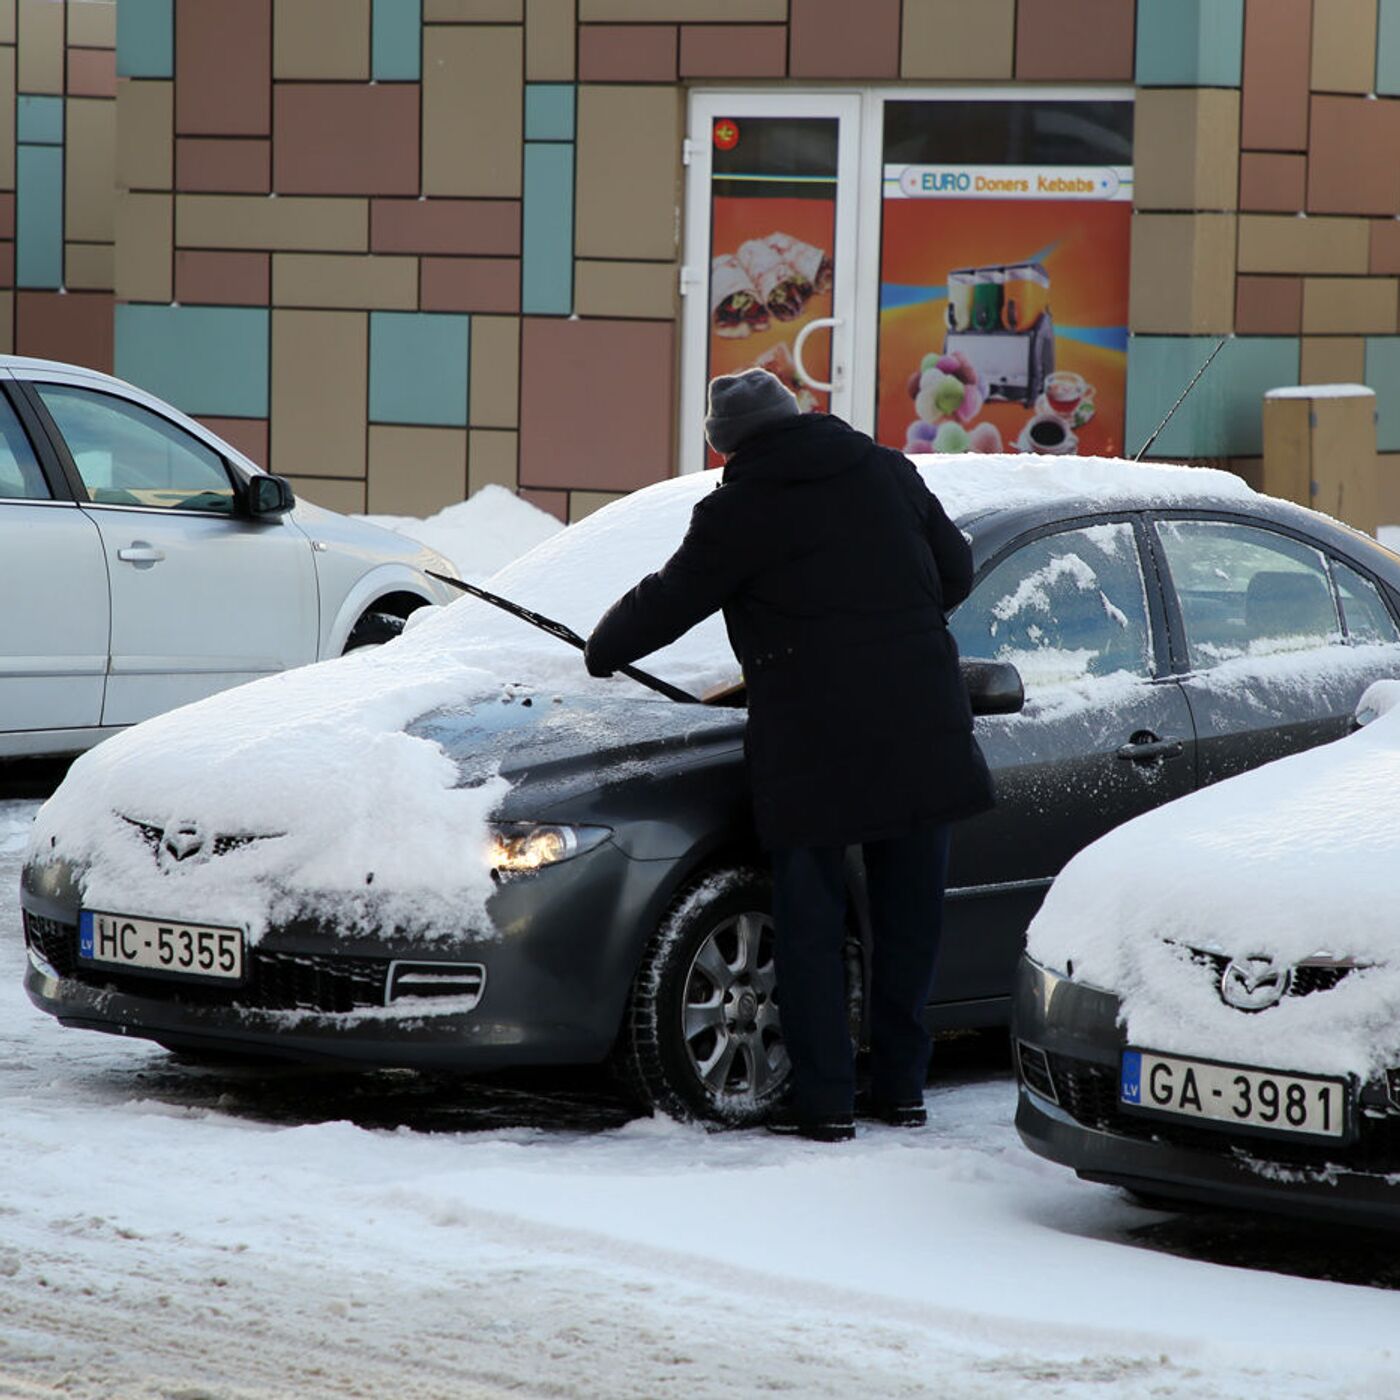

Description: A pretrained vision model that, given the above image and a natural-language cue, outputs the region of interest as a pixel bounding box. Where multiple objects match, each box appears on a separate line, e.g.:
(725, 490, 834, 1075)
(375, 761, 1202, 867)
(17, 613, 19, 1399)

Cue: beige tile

(1237, 214, 1373, 273)
(272, 252, 419, 309)
(468, 428, 518, 493)
(0, 0, 13, 44)
(1133, 88, 1239, 212)
(901, 0, 1014, 79)
(282, 474, 366, 513)
(117, 80, 172, 191)
(1300, 335, 1367, 384)
(65, 242, 114, 289)
(114, 192, 171, 302)
(526, 0, 575, 78)
(573, 259, 675, 318)
(1376, 454, 1400, 527)
(17, 0, 63, 92)
(581, 0, 783, 16)
(68, 0, 116, 47)
(424, 26, 522, 197)
(1311, 0, 1376, 94)
(426, 0, 522, 16)
(1129, 214, 1237, 334)
(567, 488, 624, 522)
(469, 314, 520, 427)
(65, 99, 116, 243)
(274, 0, 369, 78)
(576, 86, 679, 260)
(1301, 276, 1398, 334)
(0, 48, 15, 190)
(271, 310, 367, 478)
(367, 425, 468, 514)
(177, 194, 369, 251)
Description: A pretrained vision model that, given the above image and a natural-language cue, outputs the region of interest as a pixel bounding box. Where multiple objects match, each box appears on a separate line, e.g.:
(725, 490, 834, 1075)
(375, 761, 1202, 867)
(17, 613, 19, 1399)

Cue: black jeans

(770, 821, 952, 1120)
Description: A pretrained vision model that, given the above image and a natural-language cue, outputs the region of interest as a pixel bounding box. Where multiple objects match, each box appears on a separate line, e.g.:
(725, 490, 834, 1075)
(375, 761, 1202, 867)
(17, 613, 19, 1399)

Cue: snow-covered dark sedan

(20, 457, 1400, 1123)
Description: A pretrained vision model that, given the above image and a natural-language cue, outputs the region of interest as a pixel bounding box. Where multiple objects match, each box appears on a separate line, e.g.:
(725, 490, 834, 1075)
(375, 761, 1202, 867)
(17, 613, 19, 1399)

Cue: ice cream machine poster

(877, 167, 1132, 458)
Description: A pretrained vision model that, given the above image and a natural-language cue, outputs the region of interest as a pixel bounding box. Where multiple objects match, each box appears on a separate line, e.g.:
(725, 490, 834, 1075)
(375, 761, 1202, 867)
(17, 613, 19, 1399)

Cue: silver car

(1, 355, 460, 759)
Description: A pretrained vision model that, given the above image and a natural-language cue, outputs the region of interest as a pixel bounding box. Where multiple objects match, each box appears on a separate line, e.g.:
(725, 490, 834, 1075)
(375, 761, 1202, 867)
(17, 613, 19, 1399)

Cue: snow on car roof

(1028, 678, 1400, 1079)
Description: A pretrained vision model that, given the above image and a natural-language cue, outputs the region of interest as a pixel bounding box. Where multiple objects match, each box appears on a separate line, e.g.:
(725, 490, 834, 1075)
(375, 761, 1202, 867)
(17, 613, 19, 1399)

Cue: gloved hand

(583, 641, 613, 678)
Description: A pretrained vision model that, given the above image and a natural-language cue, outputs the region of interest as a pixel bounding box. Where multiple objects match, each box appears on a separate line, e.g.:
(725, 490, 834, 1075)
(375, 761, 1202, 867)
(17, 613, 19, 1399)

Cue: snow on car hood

(1027, 683, 1400, 1079)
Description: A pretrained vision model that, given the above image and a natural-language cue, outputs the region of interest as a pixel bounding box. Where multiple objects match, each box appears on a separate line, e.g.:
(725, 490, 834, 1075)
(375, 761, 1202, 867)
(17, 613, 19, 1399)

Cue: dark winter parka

(585, 413, 994, 849)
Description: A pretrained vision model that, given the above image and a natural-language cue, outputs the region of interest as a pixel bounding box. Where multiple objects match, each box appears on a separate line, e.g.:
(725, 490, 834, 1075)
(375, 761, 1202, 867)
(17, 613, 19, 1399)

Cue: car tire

(617, 865, 791, 1126)
(343, 609, 407, 652)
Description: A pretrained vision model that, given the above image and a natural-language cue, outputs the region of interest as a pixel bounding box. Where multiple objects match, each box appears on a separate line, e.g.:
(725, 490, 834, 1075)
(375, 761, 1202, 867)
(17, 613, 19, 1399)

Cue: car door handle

(117, 545, 165, 564)
(1116, 733, 1185, 763)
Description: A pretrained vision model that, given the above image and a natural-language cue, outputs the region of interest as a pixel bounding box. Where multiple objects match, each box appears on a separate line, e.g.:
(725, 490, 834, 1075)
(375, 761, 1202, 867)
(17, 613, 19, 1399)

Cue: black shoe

(765, 1106, 855, 1142)
(855, 1093, 927, 1128)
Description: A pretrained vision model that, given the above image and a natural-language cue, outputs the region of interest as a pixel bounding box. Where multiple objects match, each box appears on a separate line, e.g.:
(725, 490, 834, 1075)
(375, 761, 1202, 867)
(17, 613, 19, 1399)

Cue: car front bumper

(1012, 955, 1400, 1229)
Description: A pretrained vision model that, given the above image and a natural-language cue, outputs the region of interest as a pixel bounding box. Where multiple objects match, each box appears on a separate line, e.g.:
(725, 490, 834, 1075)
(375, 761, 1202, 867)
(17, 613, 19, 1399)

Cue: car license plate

(1120, 1049, 1345, 1139)
(79, 911, 244, 981)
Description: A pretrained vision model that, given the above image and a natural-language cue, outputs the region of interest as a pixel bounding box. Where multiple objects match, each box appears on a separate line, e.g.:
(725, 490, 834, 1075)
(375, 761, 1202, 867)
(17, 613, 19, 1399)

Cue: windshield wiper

(427, 571, 700, 705)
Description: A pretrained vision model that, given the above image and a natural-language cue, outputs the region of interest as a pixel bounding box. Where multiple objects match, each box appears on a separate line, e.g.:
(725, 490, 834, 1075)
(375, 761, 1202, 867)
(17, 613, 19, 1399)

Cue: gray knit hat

(704, 369, 800, 455)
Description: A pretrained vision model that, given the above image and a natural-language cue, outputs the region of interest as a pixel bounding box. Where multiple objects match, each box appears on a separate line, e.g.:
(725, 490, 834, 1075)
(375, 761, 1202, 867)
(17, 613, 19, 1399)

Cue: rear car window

(0, 393, 48, 500)
(1333, 559, 1400, 644)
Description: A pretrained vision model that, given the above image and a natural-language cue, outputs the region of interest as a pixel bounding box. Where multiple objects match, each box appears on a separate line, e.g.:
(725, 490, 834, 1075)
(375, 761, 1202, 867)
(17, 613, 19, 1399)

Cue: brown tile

(1235, 275, 1303, 333)
(0, 241, 12, 289)
(789, 0, 900, 78)
(519, 487, 567, 522)
(175, 250, 270, 305)
(67, 47, 116, 97)
(1239, 153, 1306, 213)
(520, 318, 673, 490)
(579, 24, 677, 80)
(274, 84, 420, 197)
(1308, 96, 1400, 216)
(679, 25, 785, 77)
(421, 257, 521, 312)
(0, 193, 14, 239)
(1014, 0, 1134, 80)
(371, 198, 521, 255)
(197, 416, 269, 467)
(1371, 220, 1400, 273)
(0, 293, 13, 355)
(176, 138, 271, 193)
(15, 291, 113, 373)
(175, 0, 271, 137)
(1242, 0, 1311, 151)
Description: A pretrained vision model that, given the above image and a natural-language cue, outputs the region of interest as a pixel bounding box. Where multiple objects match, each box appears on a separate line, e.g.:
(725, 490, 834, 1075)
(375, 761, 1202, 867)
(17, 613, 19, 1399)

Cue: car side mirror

(963, 659, 1024, 716)
(246, 473, 295, 517)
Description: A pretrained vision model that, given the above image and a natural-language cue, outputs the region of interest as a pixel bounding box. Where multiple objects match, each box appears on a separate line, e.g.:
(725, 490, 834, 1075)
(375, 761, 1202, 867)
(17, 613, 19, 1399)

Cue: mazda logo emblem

(1219, 955, 1292, 1012)
(159, 821, 207, 867)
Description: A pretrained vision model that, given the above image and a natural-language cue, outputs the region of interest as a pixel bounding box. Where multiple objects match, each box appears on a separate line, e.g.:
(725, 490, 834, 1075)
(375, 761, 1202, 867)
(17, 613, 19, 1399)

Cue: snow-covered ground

(3, 800, 1399, 1398)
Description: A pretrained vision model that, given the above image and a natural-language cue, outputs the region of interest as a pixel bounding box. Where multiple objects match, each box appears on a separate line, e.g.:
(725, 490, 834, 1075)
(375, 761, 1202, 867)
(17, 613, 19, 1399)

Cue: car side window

(0, 392, 49, 500)
(949, 522, 1154, 688)
(1333, 560, 1400, 644)
(1156, 519, 1340, 670)
(34, 383, 236, 514)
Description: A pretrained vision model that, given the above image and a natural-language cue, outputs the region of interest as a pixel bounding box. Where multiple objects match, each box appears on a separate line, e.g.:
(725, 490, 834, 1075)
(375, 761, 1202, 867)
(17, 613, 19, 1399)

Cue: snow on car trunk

(1027, 681, 1400, 1080)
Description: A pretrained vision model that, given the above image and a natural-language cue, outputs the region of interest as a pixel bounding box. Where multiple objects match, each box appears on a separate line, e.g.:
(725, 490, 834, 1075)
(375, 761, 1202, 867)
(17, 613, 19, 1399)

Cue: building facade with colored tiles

(3, 0, 1400, 523)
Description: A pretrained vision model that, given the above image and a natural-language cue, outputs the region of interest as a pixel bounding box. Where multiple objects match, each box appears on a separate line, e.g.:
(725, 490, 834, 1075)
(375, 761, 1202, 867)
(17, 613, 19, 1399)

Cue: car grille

(1044, 1052, 1400, 1176)
(24, 912, 390, 1013)
(1185, 947, 1366, 1003)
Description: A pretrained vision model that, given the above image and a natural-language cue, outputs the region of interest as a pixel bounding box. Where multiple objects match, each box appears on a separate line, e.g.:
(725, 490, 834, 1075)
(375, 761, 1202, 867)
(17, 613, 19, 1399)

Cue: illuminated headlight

(486, 823, 610, 875)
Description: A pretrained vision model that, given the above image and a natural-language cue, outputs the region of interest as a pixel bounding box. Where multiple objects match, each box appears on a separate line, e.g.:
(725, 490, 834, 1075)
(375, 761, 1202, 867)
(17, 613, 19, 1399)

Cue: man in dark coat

(585, 369, 993, 1140)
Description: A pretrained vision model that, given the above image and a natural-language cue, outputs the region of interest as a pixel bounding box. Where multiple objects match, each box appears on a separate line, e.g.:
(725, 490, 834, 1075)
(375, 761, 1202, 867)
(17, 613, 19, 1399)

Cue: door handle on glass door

(117, 544, 165, 565)
(1115, 732, 1184, 763)
(793, 317, 843, 392)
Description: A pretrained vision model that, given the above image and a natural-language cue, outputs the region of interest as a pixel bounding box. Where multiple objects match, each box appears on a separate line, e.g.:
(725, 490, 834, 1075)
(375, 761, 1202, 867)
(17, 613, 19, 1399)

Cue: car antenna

(427, 570, 701, 705)
(1132, 335, 1230, 462)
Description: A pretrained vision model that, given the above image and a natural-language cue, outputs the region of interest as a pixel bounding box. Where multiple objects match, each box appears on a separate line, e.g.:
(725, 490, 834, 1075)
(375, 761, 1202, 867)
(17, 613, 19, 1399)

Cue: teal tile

(1366, 337, 1400, 451)
(1379, 0, 1400, 94)
(1136, 0, 1244, 86)
(16, 145, 63, 289)
(370, 312, 470, 426)
(1126, 335, 1298, 458)
(522, 142, 574, 316)
(115, 306, 270, 418)
(372, 0, 422, 81)
(116, 0, 173, 78)
(526, 84, 575, 141)
(17, 96, 64, 146)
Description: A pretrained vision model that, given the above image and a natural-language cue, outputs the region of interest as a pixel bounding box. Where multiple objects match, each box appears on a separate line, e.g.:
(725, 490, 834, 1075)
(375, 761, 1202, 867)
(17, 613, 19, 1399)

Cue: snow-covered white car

(1015, 678, 1400, 1225)
(1, 355, 461, 759)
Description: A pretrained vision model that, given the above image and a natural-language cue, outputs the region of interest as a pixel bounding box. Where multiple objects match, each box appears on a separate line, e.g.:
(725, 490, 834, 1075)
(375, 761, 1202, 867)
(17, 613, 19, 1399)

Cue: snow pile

(1027, 696, 1400, 1078)
(360, 483, 563, 581)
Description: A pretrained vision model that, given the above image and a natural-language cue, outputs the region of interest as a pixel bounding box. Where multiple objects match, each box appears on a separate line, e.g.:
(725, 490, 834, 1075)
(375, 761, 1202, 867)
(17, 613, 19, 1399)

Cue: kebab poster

(876, 162, 1132, 458)
(706, 116, 838, 465)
